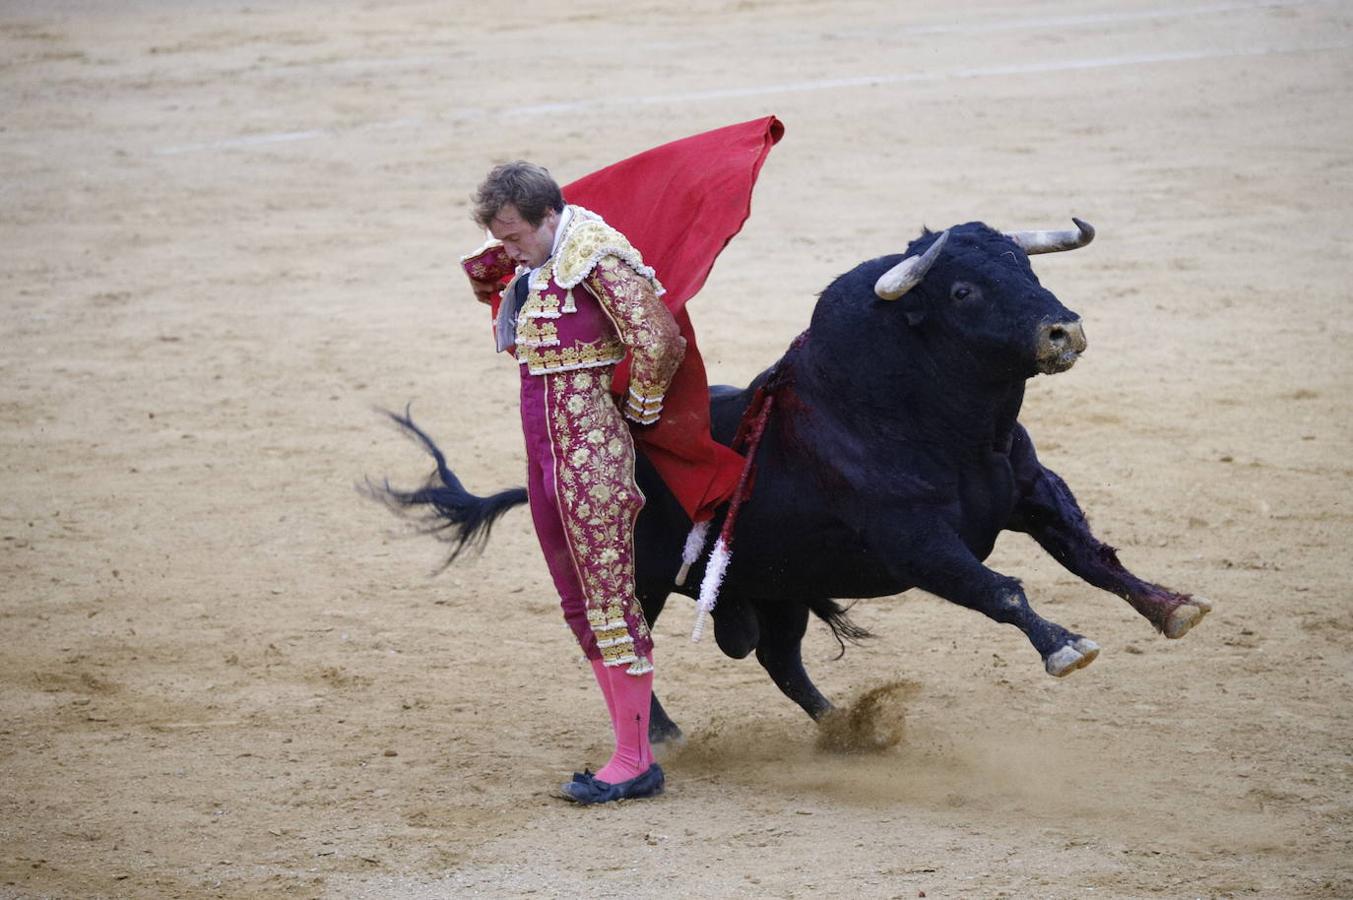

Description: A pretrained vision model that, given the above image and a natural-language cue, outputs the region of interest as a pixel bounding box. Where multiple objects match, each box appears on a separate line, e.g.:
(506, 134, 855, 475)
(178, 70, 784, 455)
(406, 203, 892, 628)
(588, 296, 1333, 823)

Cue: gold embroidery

(459, 241, 513, 282)
(585, 257, 685, 422)
(519, 276, 562, 320)
(544, 365, 652, 666)
(514, 315, 558, 348)
(554, 213, 664, 296)
(516, 337, 626, 374)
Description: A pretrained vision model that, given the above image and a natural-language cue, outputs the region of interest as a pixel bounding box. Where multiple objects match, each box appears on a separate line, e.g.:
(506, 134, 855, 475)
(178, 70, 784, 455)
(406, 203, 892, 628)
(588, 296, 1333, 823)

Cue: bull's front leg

(1007, 432, 1211, 638)
(753, 599, 834, 719)
(892, 529, 1100, 677)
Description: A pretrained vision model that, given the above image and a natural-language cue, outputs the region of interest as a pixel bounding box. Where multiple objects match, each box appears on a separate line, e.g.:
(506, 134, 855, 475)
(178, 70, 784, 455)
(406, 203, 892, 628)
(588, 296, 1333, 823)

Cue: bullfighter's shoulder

(553, 206, 664, 295)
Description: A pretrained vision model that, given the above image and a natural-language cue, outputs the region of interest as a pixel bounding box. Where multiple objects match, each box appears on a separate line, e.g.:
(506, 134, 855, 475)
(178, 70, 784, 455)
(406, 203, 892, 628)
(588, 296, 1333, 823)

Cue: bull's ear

(900, 295, 926, 327)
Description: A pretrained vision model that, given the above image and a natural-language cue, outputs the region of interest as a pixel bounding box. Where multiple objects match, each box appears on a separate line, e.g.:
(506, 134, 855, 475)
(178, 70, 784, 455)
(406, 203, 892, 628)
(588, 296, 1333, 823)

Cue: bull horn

(875, 230, 950, 300)
(1004, 217, 1095, 255)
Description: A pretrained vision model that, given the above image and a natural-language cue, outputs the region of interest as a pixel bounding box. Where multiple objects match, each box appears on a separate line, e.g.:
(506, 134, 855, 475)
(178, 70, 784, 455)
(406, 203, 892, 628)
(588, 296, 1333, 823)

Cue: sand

(2, 0, 1351, 896)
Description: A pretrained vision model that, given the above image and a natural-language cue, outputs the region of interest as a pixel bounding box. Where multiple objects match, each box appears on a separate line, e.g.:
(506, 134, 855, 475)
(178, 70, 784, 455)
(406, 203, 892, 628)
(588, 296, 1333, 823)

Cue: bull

(376, 219, 1211, 743)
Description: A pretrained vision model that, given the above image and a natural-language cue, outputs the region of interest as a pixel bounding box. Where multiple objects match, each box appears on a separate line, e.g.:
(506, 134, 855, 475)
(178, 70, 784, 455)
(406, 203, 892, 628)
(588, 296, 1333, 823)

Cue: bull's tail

(364, 407, 528, 568)
(808, 598, 873, 659)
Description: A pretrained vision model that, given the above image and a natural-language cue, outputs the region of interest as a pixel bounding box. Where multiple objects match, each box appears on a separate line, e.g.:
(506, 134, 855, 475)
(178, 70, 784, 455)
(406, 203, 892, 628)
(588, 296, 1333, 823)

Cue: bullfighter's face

(489, 204, 560, 270)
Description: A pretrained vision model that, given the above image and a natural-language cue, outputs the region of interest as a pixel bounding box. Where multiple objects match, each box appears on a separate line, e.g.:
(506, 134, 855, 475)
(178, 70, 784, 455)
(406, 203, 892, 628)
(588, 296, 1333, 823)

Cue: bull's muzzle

(1036, 319, 1087, 373)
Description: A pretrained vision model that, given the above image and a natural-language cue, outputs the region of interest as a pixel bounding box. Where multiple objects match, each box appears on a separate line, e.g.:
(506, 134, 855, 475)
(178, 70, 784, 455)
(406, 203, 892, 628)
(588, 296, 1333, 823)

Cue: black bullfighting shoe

(559, 763, 665, 805)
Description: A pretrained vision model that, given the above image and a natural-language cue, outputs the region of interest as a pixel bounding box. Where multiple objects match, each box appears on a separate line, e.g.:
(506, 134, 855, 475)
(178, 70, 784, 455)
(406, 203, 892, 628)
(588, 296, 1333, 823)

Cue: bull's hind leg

(648, 693, 683, 747)
(1009, 447, 1211, 638)
(899, 534, 1099, 677)
(754, 600, 834, 719)
(636, 586, 684, 746)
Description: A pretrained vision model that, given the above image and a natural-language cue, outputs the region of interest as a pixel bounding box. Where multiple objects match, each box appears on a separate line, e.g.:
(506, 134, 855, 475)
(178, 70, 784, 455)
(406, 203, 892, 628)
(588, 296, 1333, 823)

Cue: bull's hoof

(1163, 597, 1213, 639)
(1045, 637, 1100, 677)
(650, 719, 685, 751)
(651, 730, 686, 758)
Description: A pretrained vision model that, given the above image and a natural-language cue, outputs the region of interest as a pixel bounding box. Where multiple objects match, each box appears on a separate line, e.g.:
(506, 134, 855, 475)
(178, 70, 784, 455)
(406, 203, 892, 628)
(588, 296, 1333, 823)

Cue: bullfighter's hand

(468, 276, 497, 306)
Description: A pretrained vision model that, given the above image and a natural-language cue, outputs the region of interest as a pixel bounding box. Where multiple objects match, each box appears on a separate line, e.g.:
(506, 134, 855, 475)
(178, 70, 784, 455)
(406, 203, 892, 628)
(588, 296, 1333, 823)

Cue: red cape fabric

(562, 116, 784, 522)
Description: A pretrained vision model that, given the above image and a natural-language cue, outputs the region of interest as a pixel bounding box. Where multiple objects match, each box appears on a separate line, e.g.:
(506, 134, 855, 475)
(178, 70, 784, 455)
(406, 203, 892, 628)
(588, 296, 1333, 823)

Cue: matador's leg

(518, 368, 600, 661)
(542, 367, 654, 673)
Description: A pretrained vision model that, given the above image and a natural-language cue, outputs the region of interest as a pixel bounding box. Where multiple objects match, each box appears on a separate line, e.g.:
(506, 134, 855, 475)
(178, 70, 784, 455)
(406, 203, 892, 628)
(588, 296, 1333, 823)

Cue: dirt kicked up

(2, 0, 1351, 897)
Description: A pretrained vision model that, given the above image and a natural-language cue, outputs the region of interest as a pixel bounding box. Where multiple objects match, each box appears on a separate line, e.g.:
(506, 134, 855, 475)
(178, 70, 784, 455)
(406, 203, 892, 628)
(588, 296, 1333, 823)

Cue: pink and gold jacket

(462, 206, 685, 424)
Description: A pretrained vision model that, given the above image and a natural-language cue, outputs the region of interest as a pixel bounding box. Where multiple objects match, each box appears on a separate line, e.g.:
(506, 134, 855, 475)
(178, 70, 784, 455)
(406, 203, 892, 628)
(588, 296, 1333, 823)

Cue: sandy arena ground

(3, 0, 1352, 897)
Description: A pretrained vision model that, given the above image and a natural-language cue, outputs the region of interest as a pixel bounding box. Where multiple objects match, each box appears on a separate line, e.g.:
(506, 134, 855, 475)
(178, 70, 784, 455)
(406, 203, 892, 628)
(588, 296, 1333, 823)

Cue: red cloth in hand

(564, 116, 784, 522)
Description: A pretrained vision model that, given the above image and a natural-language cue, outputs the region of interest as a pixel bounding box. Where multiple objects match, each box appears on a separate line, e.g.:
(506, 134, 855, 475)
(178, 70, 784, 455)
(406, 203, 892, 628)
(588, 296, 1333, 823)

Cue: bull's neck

(801, 337, 1026, 453)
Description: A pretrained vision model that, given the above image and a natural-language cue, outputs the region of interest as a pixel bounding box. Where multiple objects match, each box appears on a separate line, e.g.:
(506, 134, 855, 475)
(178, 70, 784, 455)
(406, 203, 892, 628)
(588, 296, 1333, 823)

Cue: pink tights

(589, 658, 654, 784)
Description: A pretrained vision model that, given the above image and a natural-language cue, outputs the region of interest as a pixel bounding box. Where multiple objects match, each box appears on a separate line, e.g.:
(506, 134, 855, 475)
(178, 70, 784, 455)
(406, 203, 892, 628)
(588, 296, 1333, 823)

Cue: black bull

(374, 220, 1211, 744)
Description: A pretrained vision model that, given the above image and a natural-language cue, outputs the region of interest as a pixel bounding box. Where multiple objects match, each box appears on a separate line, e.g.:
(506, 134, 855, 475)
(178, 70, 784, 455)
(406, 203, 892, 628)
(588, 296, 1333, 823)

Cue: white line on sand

(154, 38, 1351, 156)
(885, 0, 1343, 36)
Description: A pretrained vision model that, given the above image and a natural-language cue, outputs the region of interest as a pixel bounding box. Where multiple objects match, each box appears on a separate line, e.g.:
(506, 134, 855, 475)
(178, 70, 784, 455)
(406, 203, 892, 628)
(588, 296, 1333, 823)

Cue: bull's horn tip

(1072, 217, 1096, 242)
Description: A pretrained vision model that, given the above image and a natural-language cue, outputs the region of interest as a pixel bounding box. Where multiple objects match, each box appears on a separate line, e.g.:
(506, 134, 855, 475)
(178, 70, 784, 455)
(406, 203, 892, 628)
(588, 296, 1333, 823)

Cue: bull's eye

(951, 283, 973, 302)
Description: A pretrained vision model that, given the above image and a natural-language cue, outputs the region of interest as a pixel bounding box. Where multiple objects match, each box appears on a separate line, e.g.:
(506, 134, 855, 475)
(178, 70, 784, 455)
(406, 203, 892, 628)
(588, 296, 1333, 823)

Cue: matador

(461, 163, 681, 804)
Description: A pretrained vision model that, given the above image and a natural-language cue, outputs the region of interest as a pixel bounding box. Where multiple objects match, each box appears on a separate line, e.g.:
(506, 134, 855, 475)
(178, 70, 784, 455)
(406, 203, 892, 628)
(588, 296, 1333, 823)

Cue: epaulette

(553, 207, 665, 296)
